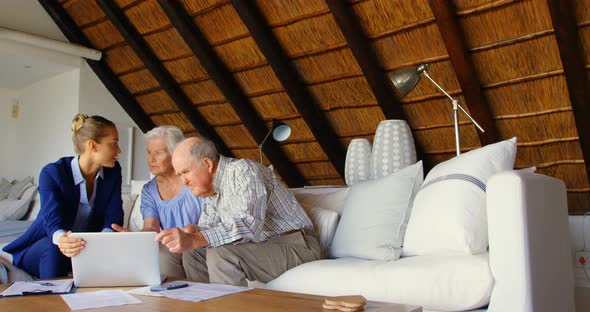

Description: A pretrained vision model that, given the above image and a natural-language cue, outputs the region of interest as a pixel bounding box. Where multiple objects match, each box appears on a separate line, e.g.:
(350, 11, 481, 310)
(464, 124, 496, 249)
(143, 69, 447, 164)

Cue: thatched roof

(40, 0, 590, 214)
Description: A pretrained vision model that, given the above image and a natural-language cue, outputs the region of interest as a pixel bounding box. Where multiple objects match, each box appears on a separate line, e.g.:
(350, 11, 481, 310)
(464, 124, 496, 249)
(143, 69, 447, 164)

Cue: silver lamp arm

(258, 128, 273, 164)
(422, 70, 485, 133)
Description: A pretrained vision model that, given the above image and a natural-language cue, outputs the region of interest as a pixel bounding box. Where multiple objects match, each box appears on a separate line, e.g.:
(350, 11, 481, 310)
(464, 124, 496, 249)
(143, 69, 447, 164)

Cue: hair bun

(71, 113, 89, 132)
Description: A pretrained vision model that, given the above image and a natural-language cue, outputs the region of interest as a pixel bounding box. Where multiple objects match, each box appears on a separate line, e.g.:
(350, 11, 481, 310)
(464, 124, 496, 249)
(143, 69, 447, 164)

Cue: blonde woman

(3, 114, 123, 278)
(112, 126, 202, 278)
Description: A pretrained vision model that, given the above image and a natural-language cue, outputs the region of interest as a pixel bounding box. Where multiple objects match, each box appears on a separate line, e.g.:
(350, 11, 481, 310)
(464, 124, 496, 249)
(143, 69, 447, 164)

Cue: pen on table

(22, 290, 53, 295)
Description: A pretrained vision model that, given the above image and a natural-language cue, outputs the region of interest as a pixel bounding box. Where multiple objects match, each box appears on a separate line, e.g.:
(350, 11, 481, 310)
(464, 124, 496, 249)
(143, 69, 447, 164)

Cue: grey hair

(189, 137, 219, 163)
(144, 126, 185, 154)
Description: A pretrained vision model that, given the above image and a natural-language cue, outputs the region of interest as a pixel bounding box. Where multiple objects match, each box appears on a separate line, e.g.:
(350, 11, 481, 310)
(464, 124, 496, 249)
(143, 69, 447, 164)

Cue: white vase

(371, 120, 416, 179)
(345, 139, 372, 185)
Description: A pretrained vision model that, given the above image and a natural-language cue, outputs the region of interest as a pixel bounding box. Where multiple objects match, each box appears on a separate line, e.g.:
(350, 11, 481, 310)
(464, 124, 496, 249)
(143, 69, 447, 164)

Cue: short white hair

(189, 137, 219, 163)
(144, 126, 185, 154)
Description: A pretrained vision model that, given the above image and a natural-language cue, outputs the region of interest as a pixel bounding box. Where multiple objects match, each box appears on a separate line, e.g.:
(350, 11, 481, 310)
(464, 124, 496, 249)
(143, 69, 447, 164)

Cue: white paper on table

(1, 279, 73, 296)
(127, 286, 165, 297)
(61, 290, 142, 310)
(161, 281, 251, 302)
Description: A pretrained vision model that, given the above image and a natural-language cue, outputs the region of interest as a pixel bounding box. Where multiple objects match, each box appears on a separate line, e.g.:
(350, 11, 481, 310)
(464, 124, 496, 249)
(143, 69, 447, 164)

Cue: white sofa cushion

(403, 138, 517, 256)
(305, 206, 339, 257)
(128, 180, 150, 231)
(292, 187, 349, 216)
(267, 253, 493, 311)
(329, 162, 423, 260)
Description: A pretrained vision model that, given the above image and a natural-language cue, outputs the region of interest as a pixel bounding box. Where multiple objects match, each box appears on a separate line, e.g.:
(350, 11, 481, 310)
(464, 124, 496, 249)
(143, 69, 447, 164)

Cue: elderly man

(156, 137, 320, 286)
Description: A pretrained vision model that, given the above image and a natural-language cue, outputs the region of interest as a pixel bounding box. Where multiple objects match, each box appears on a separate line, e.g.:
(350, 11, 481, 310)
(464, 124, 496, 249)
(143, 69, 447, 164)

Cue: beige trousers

(182, 231, 321, 286)
(159, 243, 186, 279)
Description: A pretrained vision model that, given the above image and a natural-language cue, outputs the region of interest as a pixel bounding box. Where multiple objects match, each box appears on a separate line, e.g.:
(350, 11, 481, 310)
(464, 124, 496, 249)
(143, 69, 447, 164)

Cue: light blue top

(52, 156, 112, 245)
(140, 178, 202, 229)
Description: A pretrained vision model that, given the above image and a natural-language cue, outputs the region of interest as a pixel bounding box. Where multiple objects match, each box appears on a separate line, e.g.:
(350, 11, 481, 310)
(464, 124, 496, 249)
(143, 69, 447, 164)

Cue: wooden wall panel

(373, 24, 448, 69)
(64, 0, 105, 26)
(144, 28, 192, 60)
(192, 3, 249, 44)
(123, 0, 169, 34)
(119, 69, 159, 94)
(472, 36, 563, 85)
(182, 80, 225, 104)
(163, 57, 208, 83)
(256, 0, 328, 26)
(136, 90, 176, 114)
(484, 76, 570, 116)
(213, 37, 267, 71)
(272, 14, 346, 58)
(293, 49, 362, 84)
(104, 45, 143, 74)
(309, 77, 377, 110)
(459, 0, 552, 48)
(250, 93, 298, 119)
(83, 21, 124, 49)
(195, 103, 241, 126)
(351, 0, 431, 37)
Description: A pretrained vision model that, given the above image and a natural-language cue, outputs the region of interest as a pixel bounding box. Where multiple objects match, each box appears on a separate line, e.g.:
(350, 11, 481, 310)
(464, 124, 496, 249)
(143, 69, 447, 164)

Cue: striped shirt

(198, 155, 313, 247)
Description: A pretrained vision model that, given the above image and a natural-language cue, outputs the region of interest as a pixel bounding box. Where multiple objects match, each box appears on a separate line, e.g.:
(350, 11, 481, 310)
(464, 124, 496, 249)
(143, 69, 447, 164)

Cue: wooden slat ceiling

(41, 0, 590, 214)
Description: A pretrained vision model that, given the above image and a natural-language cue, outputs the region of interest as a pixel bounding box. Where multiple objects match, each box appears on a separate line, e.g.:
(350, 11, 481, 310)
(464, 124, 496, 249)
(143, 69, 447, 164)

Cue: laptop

(70, 232, 161, 287)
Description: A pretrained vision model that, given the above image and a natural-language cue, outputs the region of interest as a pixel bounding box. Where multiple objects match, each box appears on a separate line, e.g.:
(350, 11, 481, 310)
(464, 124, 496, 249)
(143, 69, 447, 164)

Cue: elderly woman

(113, 125, 202, 278)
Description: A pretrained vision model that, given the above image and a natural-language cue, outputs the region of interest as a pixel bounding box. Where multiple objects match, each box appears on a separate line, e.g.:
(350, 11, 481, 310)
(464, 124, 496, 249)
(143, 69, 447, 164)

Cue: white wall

(0, 69, 80, 181)
(0, 61, 151, 184)
(0, 88, 18, 177)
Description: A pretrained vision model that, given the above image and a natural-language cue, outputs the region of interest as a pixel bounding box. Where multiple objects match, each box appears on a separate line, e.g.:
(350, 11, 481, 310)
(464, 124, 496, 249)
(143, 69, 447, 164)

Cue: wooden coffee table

(0, 284, 422, 312)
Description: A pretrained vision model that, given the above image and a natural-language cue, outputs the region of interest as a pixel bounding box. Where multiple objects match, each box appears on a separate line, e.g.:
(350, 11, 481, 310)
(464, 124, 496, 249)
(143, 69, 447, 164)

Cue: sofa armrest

(487, 171, 575, 312)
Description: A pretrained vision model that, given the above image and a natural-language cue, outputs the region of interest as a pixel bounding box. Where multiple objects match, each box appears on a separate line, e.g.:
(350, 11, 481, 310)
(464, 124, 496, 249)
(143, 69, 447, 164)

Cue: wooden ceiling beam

(157, 0, 305, 187)
(38, 0, 155, 133)
(95, 0, 232, 156)
(230, 0, 346, 179)
(428, 0, 499, 147)
(547, 0, 590, 184)
(326, 0, 429, 168)
(326, 0, 405, 119)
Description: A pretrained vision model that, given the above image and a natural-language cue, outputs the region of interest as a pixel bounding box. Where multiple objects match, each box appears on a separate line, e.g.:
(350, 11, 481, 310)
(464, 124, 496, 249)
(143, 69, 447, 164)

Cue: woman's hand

(111, 223, 130, 232)
(58, 231, 85, 257)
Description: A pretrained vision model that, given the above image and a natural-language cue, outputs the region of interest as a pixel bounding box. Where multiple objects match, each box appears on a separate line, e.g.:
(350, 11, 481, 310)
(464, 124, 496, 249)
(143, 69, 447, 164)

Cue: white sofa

(1, 171, 575, 312)
(265, 171, 575, 312)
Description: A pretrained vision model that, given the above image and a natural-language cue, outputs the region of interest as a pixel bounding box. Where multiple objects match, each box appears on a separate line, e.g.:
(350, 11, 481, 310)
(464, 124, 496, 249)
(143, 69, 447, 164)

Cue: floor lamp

(387, 64, 484, 156)
(259, 119, 291, 164)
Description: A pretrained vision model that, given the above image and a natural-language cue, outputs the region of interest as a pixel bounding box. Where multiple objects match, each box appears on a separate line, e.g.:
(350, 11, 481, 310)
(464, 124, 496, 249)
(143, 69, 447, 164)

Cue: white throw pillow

(403, 137, 517, 256)
(329, 161, 423, 260)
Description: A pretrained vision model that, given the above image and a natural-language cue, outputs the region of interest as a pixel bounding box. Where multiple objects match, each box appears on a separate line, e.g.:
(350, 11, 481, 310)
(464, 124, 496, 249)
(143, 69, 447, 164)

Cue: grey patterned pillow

(122, 193, 139, 228)
(0, 178, 11, 200)
(7, 177, 33, 200)
(0, 186, 36, 221)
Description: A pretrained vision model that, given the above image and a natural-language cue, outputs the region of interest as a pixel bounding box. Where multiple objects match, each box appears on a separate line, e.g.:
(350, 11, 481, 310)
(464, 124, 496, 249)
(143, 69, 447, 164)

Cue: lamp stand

(422, 70, 484, 156)
(258, 127, 273, 163)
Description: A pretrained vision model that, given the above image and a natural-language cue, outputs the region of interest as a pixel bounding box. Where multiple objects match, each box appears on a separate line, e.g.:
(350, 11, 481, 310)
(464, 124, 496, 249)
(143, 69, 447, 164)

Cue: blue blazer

(3, 157, 124, 266)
